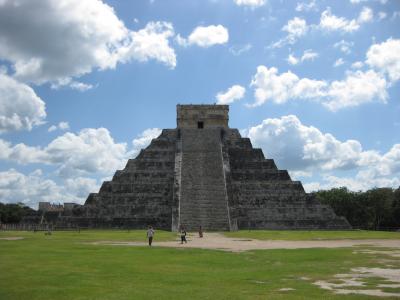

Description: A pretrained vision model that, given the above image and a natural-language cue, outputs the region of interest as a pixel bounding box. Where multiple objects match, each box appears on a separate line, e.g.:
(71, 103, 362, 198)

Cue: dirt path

(0, 237, 24, 240)
(91, 233, 400, 252)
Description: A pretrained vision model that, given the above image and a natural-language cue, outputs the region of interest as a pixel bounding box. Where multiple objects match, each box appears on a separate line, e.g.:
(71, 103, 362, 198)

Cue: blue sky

(0, 0, 399, 208)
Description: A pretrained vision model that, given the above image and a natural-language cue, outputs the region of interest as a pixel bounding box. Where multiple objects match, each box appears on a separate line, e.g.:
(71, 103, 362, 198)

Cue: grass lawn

(224, 230, 400, 241)
(1, 230, 399, 300)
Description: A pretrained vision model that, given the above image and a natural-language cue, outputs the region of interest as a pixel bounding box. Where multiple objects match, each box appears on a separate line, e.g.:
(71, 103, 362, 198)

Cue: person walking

(180, 227, 187, 244)
(198, 225, 203, 238)
(147, 226, 154, 246)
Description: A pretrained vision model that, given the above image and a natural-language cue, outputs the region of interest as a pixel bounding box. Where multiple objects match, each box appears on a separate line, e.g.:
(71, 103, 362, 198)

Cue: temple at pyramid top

(40, 104, 350, 231)
(177, 104, 229, 129)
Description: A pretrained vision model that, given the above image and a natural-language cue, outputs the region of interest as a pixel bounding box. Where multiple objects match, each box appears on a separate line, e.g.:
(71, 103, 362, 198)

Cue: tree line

(0, 203, 35, 224)
(315, 187, 400, 230)
(1, 187, 400, 230)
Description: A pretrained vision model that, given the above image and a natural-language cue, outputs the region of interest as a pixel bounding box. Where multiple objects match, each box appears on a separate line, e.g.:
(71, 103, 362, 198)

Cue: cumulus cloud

(319, 6, 373, 33)
(319, 8, 360, 32)
(176, 25, 228, 48)
(0, 0, 177, 86)
(244, 115, 367, 171)
(271, 17, 308, 48)
(243, 115, 400, 191)
(366, 38, 400, 82)
(216, 85, 246, 104)
(0, 127, 164, 207)
(324, 69, 387, 111)
(0, 127, 162, 177)
(249, 65, 387, 111)
(233, 0, 266, 8)
(0, 168, 100, 207)
(249, 65, 327, 106)
(124, 21, 176, 68)
(0, 72, 46, 133)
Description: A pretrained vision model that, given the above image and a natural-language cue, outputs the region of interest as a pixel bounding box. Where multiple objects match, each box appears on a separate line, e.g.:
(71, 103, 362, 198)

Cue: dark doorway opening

(197, 121, 204, 129)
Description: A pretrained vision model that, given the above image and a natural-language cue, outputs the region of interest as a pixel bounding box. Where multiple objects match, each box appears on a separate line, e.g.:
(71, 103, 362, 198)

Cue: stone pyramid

(62, 105, 350, 231)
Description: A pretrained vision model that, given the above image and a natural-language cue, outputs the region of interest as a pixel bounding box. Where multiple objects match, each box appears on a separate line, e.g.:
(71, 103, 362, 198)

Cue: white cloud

(319, 7, 360, 32)
(233, 0, 266, 8)
(287, 50, 318, 65)
(132, 128, 162, 151)
(48, 122, 70, 132)
(244, 115, 367, 171)
(304, 173, 400, 192)
(334, 40, 354, 54)
(319, 6, 373, 33)
(358, 6, 374, 23)
(229, 44, 252, 56)
(249, 65, 327, 106)
(216, 85, 246, 104)
(324, 69, 387, 111)
(51, 78, 94, 92)
(333, 58, 345, 67)
(271, 17, 308, 48)
(296, 0, 317, 12)
(48, 125, 57, 133)
(0, 72, 46, 133)
(0, 127, 164, 206)
(351, 61, 364, 69)
(0, 168, 100, 207)
(350, 0, 368, 3)
(177, 25, 229, 48)
(249, 66, 387, 111)
(0, 127, 162, 176)
(0, 128, 127, 176)
(378, 11, 387, 20)
(283, 17, 308, 38)
(243, 115, 400, 191)
(287, 54, 299, 65)
(366, 38, 400, 82)
(124, 21, 176, 68)
(301, 49, 319, 61)
(0, 0, 177, 85)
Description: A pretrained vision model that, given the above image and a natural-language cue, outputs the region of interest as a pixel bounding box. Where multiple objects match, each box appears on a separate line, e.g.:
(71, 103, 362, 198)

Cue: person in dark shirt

(147, 226, 154, 246)
(180, 227, 187, 244)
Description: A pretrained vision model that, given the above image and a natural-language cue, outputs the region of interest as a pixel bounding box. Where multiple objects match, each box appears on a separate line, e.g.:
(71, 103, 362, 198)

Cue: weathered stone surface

(55, 104, 350, 230)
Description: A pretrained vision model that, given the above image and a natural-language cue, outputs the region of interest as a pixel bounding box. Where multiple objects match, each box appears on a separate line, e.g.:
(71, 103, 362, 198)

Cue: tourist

(180, 227, 187, 244)
(199, 225, 203, 238)
(147, 226, 154, 246)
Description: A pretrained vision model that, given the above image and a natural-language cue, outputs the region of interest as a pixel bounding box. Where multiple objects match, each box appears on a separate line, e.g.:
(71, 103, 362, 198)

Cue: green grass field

(1, 230, 399, 300)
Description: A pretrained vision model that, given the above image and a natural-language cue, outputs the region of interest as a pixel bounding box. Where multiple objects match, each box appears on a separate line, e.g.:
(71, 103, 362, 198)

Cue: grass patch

(0, 230, 399, 299)
(224, 230, 400, 241)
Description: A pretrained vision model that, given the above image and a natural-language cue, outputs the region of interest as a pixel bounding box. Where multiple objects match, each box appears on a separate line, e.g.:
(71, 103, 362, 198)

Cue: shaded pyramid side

(59, 130, 178, 229)
(222, 129, 351, 229)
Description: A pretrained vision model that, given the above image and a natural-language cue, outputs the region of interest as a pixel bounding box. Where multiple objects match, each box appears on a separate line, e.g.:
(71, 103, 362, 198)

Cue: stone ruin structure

(56, 104, 350, 231)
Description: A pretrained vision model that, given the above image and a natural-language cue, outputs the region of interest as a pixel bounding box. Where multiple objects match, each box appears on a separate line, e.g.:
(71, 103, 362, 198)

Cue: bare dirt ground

(0, 237, 24, 240)
(90, 232, 400, 252)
